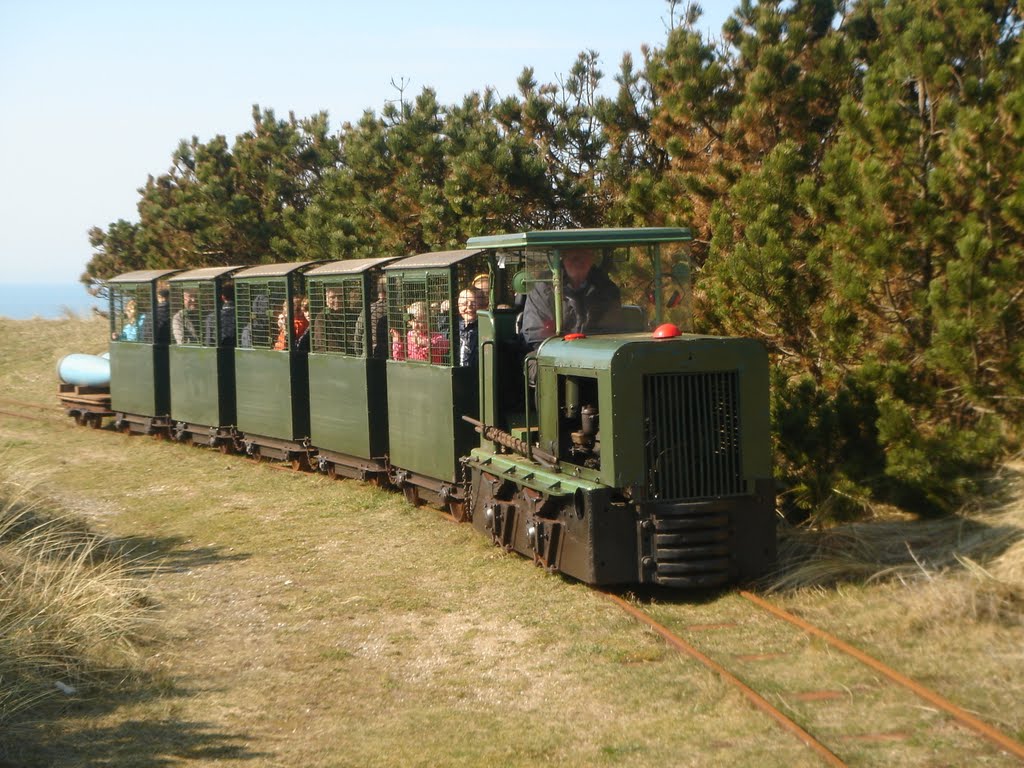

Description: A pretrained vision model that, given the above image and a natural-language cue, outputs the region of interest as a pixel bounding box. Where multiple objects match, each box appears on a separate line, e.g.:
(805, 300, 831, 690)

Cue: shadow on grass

(1, 707, 270, 767)
(0, 529, 260, 767)
(102, 532, 252, 577)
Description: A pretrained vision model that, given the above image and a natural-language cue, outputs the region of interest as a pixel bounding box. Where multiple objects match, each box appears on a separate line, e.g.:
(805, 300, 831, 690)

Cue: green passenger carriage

(167, 266, 245, 450)
(108, 268, 181, 435)
(306, 257, 399, 481)
(382, 249, 496, 517)
(233, 261, 319, 464)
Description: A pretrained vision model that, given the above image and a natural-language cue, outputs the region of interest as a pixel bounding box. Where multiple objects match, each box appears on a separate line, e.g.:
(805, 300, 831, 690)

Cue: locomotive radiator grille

(642, 371, 743, 502)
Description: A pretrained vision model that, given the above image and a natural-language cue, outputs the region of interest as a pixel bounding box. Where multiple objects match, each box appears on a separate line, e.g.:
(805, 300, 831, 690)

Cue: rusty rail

(603, 592, 847, 767)
(740, 590, 1024, 761)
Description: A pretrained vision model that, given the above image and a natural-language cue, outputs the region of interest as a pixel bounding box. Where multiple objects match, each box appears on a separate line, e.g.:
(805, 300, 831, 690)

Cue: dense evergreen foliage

(85, 0, 1024, 520)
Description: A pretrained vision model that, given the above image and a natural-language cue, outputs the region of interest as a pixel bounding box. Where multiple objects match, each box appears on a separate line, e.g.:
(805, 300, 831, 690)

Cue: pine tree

(811, 0, 1023, 511)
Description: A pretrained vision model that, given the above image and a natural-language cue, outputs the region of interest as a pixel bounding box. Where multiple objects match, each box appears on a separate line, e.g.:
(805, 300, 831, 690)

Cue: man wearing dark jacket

(521, 248, 622, 348)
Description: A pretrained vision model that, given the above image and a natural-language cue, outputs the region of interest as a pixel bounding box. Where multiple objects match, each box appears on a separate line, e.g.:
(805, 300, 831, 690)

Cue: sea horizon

(0, 282, 103, 320)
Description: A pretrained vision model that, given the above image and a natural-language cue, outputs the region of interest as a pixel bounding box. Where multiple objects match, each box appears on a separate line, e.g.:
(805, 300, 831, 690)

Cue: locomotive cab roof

(466, 227, 692, 250)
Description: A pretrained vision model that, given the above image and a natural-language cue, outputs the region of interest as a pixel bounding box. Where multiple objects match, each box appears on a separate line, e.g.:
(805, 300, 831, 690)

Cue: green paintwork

(465, 450, 601, 496)
(309, 355, 387, 458)
(467, 227, 693, 249)
(234, 348, 309, 439)
(110, 340, 170, 416)
(169, 346, 235, 427)
(531, 332, 771, 491)
(476, 309, 528, 434)
(386, 362, 478, 483)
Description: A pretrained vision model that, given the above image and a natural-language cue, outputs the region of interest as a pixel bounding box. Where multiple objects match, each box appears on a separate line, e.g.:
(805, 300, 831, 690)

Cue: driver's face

(563, 250, 595, 283)
(326, 290, 342, 310)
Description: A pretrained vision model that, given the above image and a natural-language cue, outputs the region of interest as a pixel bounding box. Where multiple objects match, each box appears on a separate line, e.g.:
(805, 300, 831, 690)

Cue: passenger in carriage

(204, 282, 235, 347)
(172, 290, 200, 345)
(391, 300, 449, 364)
(456, 287, 486, 368)
(312, 286, 347, 353)
(274, 296, 310, 351)
(115, 298, 142, 341)
(154, 288, 171, 344)
(354, 276, 389, 359)
(240, 294, 269, 348)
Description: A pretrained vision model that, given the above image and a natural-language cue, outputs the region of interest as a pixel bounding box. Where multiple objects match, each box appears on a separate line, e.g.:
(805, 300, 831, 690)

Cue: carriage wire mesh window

(236, 280, 289, 350)
(426, 273, 453, 366)
(388, 274, 449, 365)
(309, 277, 362, 355)
(169, 281, 216, 347)
(110, 284, 154, 344)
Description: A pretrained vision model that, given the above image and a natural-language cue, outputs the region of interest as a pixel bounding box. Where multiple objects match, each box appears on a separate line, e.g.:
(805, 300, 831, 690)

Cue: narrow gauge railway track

(605, 591, 1024, 765)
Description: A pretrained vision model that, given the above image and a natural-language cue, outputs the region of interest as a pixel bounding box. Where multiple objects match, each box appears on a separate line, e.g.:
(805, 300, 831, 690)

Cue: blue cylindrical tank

(57, 353, 111, 387)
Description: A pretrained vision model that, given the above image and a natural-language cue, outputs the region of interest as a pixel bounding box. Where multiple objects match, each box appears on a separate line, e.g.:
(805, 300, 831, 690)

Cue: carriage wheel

(218, 440, 234, 455)
(325, 462, 339, 480)
(86, 414, 101, 429)
(291, 455, 312, 472)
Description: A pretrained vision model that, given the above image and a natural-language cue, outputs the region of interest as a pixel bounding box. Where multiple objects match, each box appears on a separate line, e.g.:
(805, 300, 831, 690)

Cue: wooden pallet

(58, 383, 113, 414)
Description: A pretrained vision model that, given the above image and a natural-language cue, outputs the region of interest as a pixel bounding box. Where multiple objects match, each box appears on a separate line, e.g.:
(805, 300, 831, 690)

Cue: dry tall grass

(769, 460, 1024, 625)
(0, 454, 152, 729)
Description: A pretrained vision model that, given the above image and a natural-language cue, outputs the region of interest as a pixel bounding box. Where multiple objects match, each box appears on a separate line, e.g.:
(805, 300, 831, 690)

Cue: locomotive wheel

(447, 499, 469, 523)
(87, 414, 101, 429)
(218, 440, 234, 455)
(73, 412, 86, 427)
(291, 455, 312, 472)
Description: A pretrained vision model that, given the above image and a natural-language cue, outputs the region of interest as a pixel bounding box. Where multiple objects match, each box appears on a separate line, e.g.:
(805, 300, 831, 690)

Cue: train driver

(520, 247, 622, 348)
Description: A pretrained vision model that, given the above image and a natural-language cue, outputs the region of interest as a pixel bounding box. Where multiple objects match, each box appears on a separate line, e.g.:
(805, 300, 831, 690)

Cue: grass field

(1, 314, 1022, 767)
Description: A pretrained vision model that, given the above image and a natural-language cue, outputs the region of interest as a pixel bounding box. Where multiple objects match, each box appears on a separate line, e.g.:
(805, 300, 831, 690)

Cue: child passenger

(391, 301, 449, 364)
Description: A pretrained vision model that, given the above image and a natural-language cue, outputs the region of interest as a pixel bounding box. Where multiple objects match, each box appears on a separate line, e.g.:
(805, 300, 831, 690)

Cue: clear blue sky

(0, 0, 732, 285)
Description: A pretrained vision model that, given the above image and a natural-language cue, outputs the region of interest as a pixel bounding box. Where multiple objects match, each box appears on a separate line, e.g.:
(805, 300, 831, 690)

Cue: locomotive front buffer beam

(467, 458, 638, 586)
